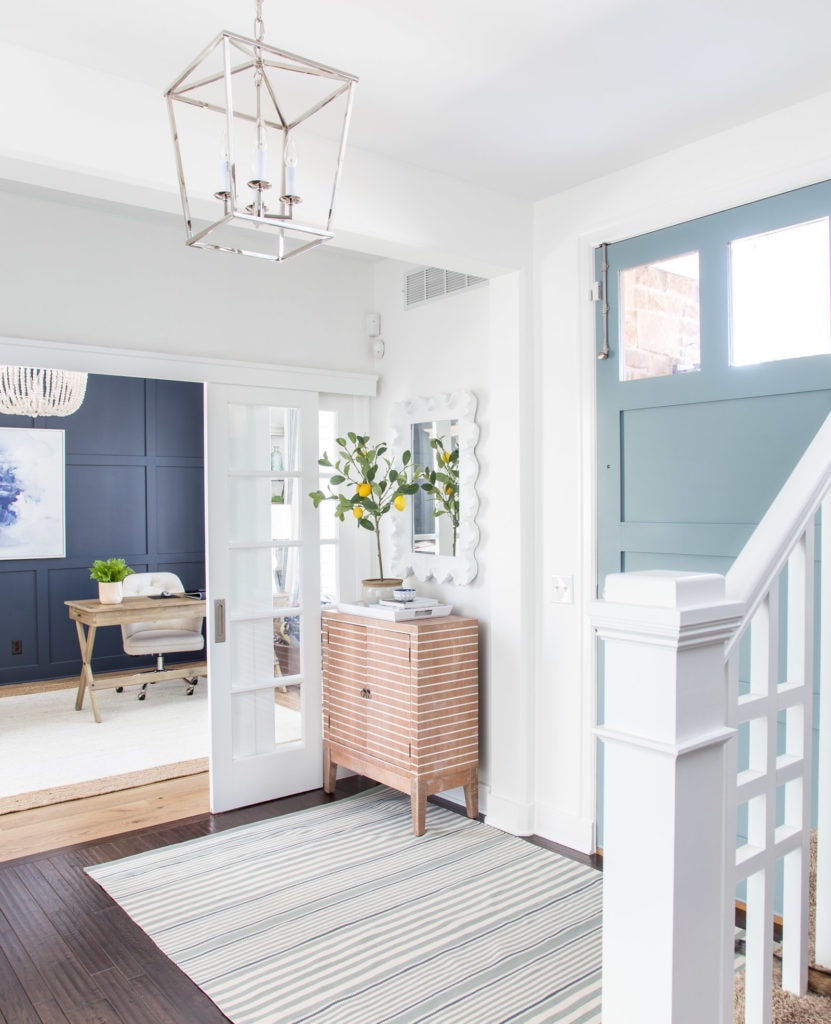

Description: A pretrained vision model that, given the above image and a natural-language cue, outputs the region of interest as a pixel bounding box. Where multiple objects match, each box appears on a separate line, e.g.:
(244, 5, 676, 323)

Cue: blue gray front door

(596, 180, 831, 846)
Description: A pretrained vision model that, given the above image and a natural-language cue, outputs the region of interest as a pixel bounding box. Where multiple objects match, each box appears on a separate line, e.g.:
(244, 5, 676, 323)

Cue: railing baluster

(780, 529, 813, 995)
(816, 497, 831, 968)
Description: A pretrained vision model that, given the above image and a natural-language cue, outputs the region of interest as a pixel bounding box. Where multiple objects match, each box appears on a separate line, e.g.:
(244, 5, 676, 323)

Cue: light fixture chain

(253, 0, 265, 90)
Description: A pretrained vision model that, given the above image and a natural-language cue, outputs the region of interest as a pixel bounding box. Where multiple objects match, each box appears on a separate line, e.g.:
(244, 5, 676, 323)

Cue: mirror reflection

(391, 390, 479, 585)
(411, 419, 459, 556)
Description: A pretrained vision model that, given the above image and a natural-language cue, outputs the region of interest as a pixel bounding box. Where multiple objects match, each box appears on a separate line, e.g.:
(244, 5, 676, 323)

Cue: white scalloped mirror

(391, 390, 479, 584)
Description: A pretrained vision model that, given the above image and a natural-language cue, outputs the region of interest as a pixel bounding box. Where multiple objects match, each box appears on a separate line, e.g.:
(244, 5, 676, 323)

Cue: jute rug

(87, 786, 603, 1024)
(0, 680, 209, 813)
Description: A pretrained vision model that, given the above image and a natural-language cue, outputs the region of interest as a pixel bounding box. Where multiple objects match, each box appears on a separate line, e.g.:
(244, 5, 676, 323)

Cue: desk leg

(74, 621, 102, 723)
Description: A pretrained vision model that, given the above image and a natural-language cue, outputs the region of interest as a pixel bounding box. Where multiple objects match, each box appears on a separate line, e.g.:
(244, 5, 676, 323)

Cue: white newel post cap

(590, 570, 744, 1024)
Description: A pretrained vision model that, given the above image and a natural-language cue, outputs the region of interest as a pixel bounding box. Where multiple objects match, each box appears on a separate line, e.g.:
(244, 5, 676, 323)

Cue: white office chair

(120, 571, 205, 701)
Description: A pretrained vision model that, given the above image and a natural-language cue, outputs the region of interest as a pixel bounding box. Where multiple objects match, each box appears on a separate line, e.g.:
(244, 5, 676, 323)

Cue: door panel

(206, 384, 321, 813)
(596, 179, 831, 846)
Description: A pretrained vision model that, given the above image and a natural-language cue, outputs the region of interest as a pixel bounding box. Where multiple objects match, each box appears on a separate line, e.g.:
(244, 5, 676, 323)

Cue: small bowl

(393, 587, 417, 603)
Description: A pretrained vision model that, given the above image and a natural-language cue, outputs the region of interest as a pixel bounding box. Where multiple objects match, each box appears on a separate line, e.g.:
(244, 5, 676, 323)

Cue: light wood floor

(0, 771, 210, 863)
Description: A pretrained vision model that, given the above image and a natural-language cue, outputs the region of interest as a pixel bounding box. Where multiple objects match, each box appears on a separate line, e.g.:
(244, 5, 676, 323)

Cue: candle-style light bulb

(284, 135, 298, 197)
(253, 122, 268, 183)
(221, 146, 230, 188)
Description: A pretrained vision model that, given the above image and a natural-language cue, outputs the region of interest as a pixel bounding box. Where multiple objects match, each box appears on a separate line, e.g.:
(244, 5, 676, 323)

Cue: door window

(619, 251, 700, 380)
(729, 217, 831, 366)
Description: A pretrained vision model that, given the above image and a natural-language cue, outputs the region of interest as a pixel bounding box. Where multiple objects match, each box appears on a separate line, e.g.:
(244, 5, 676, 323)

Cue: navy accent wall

(0, 374, 204, 686)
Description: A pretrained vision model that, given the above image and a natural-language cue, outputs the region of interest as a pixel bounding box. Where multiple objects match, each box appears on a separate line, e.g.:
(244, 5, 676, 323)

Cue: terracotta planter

(98, 581, 124, 605)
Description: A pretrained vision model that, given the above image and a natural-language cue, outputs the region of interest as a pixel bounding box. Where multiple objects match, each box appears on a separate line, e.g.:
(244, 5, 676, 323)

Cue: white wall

(0, 185, 376, 374)
(533, 88, 831, 853)
(368, 261, 492, 780)
(368, 260, 536, 830)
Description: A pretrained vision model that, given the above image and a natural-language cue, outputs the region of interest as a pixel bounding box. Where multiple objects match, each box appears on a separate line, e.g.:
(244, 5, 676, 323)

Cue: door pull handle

(214, 599, 226, 644)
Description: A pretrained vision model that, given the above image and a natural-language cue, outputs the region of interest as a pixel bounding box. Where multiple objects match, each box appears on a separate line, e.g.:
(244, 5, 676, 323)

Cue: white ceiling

(3, 0, 831, 201)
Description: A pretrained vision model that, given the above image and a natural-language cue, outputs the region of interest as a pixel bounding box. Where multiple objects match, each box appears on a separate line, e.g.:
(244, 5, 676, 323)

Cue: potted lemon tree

(310, 432, 419, 600)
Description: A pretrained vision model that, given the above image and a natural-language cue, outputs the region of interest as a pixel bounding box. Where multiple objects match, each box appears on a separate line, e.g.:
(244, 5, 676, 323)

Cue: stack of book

(338, 596, 453, 621)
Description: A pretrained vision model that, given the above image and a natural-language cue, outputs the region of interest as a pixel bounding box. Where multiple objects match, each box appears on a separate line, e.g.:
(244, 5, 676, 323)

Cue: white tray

(337, 602, 453, 621)
(377, 597, 439, 609)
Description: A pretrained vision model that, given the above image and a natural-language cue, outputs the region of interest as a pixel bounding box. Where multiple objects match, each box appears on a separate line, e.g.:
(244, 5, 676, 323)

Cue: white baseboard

(484, 791, 535, 836)
(533, 800, 595, 855)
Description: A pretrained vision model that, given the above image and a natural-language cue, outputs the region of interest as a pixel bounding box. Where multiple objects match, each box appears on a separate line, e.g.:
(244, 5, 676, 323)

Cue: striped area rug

(86, 787, 602, 1024)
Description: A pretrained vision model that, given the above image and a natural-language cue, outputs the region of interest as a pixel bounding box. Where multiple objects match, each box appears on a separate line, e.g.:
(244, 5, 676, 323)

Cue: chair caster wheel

(138, 691, 146, 701)
(116, 686, 123, 693)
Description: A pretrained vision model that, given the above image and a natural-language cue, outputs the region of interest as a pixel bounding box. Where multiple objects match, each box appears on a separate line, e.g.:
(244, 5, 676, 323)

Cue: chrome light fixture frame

(165, 7, 357, 263)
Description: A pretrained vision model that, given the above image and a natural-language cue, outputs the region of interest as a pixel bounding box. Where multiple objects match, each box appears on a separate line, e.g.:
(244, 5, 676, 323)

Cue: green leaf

(329, 474, 346, 485)
(358, 517, 375, 532)
(308, 490, 325, 507)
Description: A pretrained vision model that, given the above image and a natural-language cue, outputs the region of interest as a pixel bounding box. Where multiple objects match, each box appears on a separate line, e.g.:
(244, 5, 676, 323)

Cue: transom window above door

(615, 205, 831, 382)
(619, 251, 701, 381)
(729, 217, 831, 367)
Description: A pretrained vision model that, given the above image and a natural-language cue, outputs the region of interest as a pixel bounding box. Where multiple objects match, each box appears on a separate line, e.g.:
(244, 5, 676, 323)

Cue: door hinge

(408, 743, 411, 758)
(408, 641, 412, 663)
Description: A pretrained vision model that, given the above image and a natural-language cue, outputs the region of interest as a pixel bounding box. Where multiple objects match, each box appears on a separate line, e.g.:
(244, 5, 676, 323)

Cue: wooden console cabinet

(322, 610, 479, 835)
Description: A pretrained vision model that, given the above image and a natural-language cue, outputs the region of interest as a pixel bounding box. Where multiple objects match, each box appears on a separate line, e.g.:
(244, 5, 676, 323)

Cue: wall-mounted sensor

(372, 338, 386, 359)
(366, 312, 381, 338)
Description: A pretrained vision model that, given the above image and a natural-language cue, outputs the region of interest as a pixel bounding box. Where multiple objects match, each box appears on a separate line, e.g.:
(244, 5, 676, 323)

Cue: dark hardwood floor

(0, 779, 601, 1024)
(0, 776, 377, 1024)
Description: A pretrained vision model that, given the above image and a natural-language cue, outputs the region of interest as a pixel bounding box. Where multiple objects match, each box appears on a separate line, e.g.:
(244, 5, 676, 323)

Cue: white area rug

(0, 681, 209, 812)
(88, 786, 604, 1024)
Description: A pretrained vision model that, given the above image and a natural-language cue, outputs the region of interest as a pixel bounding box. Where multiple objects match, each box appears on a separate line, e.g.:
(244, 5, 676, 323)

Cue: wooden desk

(65, 595, 207, 723)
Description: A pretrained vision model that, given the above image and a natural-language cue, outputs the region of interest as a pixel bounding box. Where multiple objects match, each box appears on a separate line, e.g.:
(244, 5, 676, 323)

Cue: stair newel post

(590, 571, 743, 1024)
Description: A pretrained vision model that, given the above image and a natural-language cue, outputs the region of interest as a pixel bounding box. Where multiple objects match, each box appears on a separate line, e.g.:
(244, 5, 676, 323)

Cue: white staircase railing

(591, 410, 831, 1024)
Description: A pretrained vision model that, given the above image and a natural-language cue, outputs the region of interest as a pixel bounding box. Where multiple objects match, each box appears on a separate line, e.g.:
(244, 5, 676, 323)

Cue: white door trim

(0, 335, 377, 398)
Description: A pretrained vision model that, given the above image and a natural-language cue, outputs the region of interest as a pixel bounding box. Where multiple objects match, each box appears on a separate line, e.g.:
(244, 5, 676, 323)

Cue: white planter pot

(98, 581, 124, 605)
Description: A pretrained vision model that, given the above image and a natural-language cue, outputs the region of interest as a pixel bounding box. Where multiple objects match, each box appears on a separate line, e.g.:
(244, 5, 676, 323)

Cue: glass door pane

(206, 384, 320, 812)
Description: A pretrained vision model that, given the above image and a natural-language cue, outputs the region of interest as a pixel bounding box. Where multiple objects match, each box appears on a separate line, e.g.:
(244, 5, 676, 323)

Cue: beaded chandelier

(0, 366, 87, 417)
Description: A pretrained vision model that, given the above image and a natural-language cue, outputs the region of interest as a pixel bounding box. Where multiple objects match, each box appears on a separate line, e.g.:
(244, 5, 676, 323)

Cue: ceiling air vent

(404, 266, 487, 309)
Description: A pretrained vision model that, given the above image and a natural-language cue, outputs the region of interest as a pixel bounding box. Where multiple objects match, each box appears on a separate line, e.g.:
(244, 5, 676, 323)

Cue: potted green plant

(420, 435, 461, 555)
(89, 557, 135, 605)
(309, 432, 420, 598)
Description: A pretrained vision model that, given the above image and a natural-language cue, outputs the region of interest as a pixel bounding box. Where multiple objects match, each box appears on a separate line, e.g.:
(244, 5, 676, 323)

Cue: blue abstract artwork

(0, 428, 65, 559)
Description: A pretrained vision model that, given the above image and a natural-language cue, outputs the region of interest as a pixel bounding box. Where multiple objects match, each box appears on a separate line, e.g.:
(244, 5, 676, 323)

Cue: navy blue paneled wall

(0, 374, 205, 686)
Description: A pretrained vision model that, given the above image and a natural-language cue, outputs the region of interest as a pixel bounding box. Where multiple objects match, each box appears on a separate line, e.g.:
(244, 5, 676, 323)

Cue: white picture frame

(0, 427, 66, 560)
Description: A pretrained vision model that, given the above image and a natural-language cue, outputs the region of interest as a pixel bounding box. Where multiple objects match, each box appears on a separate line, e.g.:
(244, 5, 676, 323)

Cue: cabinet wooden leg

(411, 780, 427, 836)
(463, 774, 479, 820)
(323, 745, 337, 795)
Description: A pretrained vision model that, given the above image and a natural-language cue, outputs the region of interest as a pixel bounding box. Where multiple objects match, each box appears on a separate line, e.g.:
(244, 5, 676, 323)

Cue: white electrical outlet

(551, 574, 574, 604)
